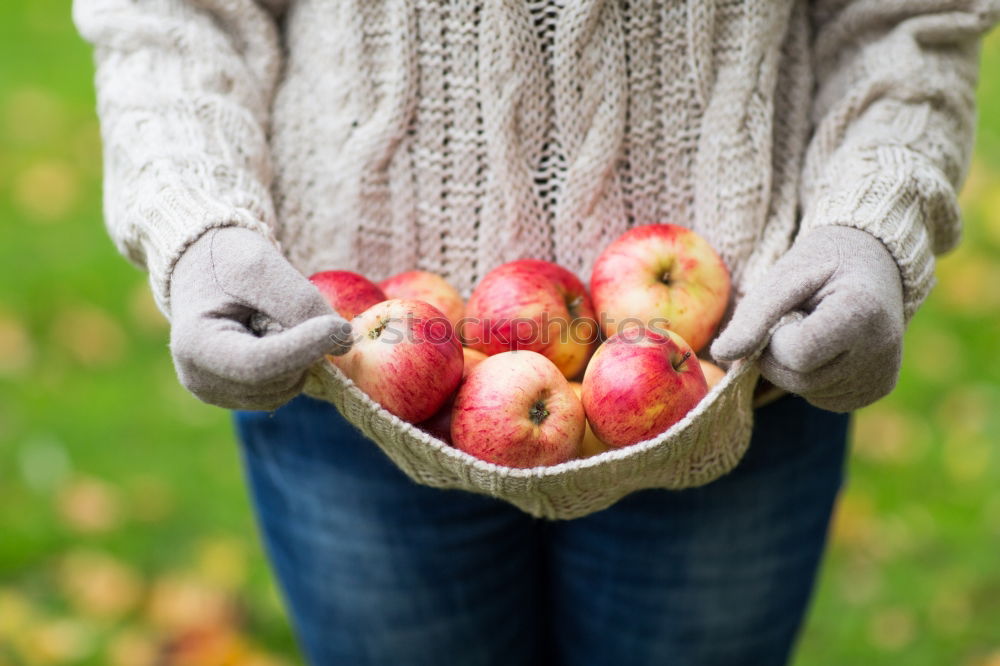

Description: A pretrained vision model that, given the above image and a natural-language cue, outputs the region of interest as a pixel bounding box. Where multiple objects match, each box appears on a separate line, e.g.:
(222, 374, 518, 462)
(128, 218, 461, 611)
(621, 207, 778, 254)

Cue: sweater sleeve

(73, 0, 290, 319)
(801, 0, 1000, 322)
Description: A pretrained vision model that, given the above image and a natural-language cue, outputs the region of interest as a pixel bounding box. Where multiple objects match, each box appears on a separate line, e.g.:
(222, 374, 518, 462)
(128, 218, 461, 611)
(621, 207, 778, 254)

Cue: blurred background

(1, 2, 998, 664)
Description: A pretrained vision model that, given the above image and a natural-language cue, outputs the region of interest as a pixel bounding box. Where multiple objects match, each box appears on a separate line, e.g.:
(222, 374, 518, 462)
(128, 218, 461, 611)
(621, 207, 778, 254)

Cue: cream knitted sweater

(75, 0, 998, 325)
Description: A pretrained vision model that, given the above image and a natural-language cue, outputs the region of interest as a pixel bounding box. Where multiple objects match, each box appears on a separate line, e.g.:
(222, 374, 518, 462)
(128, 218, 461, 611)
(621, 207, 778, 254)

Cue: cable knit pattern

(76, 0, 998, 320)
(75, 0, 998, 513)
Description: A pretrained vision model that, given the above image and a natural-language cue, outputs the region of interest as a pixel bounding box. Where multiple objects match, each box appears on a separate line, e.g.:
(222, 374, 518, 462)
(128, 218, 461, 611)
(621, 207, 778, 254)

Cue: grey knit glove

(168, 227, 353, 411)
(711, 226, 905, 413)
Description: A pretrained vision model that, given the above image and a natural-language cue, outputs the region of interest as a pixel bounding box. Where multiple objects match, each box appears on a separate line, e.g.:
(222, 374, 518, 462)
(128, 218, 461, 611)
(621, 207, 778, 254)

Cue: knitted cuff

(800, 156, 961, 324)
(137, 185, 279, 320)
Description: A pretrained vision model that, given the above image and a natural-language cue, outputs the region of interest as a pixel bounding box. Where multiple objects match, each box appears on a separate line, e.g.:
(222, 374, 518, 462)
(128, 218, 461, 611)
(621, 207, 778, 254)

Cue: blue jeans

(233, 392, 849, 666)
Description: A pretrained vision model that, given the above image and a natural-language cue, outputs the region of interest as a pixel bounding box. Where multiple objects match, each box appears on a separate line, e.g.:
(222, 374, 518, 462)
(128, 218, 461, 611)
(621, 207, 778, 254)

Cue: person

(74, 1, 998, 664)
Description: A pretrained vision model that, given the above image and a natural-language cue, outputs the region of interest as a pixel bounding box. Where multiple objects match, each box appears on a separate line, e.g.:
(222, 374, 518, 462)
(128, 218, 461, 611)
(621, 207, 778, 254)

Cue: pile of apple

(310, 224, 731, 469)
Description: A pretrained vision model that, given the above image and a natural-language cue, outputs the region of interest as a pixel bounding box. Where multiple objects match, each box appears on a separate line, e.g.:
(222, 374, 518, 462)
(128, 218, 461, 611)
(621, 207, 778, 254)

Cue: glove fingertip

(326, 319, 355, 356)
(710, 334, 756, 362)
(302, 314, 354, 355)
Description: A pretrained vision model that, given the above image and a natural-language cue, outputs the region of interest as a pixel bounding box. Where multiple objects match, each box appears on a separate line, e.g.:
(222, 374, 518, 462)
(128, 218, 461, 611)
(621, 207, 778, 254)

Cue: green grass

(1, 1, 999, 664)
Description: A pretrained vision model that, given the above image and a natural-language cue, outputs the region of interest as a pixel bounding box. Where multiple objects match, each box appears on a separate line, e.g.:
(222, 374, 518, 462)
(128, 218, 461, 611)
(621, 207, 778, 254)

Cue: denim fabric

(233, 392, 849, 666)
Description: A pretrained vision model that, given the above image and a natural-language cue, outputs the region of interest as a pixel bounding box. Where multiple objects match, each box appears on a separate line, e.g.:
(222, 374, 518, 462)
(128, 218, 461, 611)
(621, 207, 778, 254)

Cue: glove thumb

(711, 241, 838, 361)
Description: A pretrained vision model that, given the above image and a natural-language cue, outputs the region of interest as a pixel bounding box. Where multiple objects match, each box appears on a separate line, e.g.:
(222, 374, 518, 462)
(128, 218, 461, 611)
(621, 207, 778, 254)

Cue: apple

(451, 350, 584, 468)
(463, 259, 600, 379)
(310, 270, 386, 320)
(590, 224, 731, 352)
(418, 347, 489, 443)
(379, 270, 465, 331)
(581, 326, 708, 449)
(699, 359, 726, 389)
(331, 299, 463, 423)
(568, 381, 610, 458)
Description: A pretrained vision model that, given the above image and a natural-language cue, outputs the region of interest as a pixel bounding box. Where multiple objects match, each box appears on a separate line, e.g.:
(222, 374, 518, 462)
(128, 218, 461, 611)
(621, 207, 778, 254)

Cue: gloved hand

(168, 226, 353, 411)
(711, 225, 905, 413)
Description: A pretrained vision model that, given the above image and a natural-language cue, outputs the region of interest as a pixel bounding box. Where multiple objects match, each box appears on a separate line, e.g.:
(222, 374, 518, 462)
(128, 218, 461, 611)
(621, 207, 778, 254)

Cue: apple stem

(368, 316, 390, 340)
(674, 350, 692, 371)
(659, 270, 673, 286)
(529, 400, 550, 425)
(565, 294, 583, 318)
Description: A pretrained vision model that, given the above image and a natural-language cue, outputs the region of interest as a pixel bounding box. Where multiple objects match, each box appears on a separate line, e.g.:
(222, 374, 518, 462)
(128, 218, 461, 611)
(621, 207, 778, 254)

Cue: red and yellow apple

(451, 350, 584, 468)
(331, 299, 463, 423)
(699, 359, 726, 389)
(310, 270, 387, 320)
(590, 224, 731, 352)
(418, 347, 489, 444)
(568, 381, 610, 458)
(463, 259, 600, 379)
(581, 326, 708, 448)
(379, 270, 465, 331)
